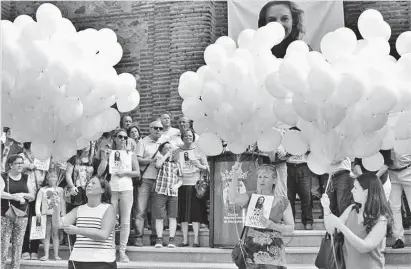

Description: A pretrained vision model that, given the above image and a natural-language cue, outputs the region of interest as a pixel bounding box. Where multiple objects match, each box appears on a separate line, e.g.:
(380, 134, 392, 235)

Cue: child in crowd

(154, 141, 182, 248)
(36, 170, 65, 261)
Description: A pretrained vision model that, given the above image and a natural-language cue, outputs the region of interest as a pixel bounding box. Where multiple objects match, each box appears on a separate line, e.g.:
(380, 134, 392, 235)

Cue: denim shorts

(153, 192, 178, 220)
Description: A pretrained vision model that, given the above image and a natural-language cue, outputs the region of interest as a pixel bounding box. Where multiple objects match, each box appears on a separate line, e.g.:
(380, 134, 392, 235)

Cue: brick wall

(2, 1, 410, 134)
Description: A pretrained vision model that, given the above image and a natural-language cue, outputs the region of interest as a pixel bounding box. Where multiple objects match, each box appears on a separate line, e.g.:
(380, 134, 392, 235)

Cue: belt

(329, 170, 350, 178)
(286, 162, 307, 168)
(390, 164, 411, 172)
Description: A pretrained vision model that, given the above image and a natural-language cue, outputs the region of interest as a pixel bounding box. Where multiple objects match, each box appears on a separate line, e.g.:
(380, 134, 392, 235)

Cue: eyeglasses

(117, 135, 128, 140)
(152, 127, 163, 131)
(13, 162, 24, 165)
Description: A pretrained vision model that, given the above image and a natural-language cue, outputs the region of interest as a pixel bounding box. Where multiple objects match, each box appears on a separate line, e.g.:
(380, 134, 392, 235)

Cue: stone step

(7, 260, 411, 269)
(28, 246, 411, 265)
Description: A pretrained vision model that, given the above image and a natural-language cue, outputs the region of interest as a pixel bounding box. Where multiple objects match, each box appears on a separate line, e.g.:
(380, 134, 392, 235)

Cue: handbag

(231, 226, 249, 268)
(195, 171, 209, 199)
(315, 229, 345, 269)
(4, 175, 28, 220)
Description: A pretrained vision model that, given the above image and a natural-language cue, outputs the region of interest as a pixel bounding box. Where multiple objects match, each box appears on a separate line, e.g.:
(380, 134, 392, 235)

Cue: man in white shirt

(160, 113, 180, 148)
(134, 121, 165, 247)
(388, 150, 411, 249)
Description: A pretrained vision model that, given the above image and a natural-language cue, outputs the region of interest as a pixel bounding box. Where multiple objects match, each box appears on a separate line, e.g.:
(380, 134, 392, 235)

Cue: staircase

(6, 201, 411, 269)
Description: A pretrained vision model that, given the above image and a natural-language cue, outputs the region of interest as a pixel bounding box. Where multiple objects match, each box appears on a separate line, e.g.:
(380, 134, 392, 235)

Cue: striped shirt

(155, 160, 182, 196)
(68, 203, 115, 262)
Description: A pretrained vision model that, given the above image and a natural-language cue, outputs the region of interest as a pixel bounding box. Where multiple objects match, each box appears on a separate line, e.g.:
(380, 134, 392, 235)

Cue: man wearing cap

(133, 121, 165, 246)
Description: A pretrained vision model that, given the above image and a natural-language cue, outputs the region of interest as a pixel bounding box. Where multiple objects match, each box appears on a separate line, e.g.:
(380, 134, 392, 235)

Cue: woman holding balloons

(321, 173, 393, 269)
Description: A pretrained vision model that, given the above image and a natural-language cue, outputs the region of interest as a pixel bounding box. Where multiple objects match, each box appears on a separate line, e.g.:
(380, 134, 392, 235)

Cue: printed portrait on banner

(228, 0, 345, 53)
(109, 150, 131, 174)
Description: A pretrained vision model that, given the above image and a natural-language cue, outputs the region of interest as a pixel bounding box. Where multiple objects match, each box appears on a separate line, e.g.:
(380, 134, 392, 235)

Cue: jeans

(1, 216, 28, 269)
(111, 190, 133, 252)
(135, 178, 157, 237)
(287, 163, 313, 225)
(321, 171, 353, 217)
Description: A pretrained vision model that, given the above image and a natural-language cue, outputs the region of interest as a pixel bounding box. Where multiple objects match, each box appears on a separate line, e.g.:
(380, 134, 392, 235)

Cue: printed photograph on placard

(245, 193, 274, 229)
(179, 150, 196, 174)
(33, 157, 51, 171)
(109, 150, 131, 174)
(228, 0, 344, 53)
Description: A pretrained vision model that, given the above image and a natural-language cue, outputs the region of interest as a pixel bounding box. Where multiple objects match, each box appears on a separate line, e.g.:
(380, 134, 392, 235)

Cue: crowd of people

(1, 113, 210, 268)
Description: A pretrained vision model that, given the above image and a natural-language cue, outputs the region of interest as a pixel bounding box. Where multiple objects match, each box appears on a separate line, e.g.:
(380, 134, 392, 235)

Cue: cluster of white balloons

(2, 3, 140, 160)
(181, 9, 411, 175)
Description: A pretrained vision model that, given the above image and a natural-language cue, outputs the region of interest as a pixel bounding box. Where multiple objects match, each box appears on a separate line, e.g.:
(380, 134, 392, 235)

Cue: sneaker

(304, 224, 313, 230)
(155, 238, 163, 248)
(22, 252, 30, 260)
(168, 237, 176, 248)
(392, 239, 405, 249)
(119, 251, 130, 263)
(30, 253, 38, 260)
(135, 237, 144, 247)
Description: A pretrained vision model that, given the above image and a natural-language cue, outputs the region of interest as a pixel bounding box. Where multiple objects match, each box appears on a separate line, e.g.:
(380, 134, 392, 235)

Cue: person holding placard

(172, 128, 208, 247)
(229, 162, 294, 268)
(20, 142, 48, 260)
(98, 128, 140, 262)
(35, 169, 65, 261)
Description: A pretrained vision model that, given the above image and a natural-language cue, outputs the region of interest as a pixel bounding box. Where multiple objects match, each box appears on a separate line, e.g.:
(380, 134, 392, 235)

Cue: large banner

(228, 0, 345, 52)
(210, 153, 270, 247)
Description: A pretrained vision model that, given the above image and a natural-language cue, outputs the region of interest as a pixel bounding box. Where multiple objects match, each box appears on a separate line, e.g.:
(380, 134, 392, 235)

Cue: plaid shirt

(155, 160, 182, 196)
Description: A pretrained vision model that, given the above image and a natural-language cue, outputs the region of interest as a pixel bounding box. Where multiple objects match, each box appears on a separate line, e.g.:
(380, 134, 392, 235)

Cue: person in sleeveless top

(50, 176, 117, 269)
(321, 173, 393, 269)
(1, 154, 36, 269)
(229, 162, 294, 269)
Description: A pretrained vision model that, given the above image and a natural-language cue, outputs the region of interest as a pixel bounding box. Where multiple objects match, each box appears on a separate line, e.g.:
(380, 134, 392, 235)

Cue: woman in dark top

(258, 1, 305, 58)
(1, 154, 36, 269)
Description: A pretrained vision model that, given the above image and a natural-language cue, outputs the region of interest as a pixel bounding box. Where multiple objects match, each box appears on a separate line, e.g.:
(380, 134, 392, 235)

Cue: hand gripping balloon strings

(324, 166, 339, 268)
(47, 190, 77, 269)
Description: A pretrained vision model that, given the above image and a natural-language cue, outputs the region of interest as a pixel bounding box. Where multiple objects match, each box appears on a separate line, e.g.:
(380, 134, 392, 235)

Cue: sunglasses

(13, 162, 24, 165)
(152, 127, 163, 131)
(117, 135, 128, 140)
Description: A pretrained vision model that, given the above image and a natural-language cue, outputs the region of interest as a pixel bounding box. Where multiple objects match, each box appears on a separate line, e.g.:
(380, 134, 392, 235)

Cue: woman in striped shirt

(51, 176, 117, 269)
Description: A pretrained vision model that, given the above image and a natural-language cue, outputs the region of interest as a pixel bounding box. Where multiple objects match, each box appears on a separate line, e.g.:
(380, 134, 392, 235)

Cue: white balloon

(307, 153, 329, 175)
(204, 44, 227, 71)
(178, 71, 202, 99)
(116, 90, 140, 113)
(197, 133, 223, 156)
(201, 80, 225, 108)
(394, 139, 411, 155)
(396, 31, 411, 56)
(265, 72, 289, 99)
(31, 142, 52, 160)
(215, 36, 236, 57)
(282, 130, 309, 155)
(362, 152, 384, 171)
(36, 3, 62, 24)
(238, 29, 256, 50)
(59, 97, 84, 125)
(99, 28, 117, 44)
(13, 15, 35, 30)
(257, 129, 282, 152)
(182, 97, 206, 120)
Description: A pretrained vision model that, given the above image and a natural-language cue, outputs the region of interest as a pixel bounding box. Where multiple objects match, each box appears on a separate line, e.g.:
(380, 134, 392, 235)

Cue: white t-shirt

(137, 136, 166, 180)
(109, 151, 133, 192)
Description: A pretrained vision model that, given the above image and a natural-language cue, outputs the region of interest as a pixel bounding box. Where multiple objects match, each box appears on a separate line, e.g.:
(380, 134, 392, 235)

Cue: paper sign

(33, 158, 51, 171)
(109, 150, 131, 174)
(30, 215, 47, 240)
(179, 150, 196, 174)
(245, 194, 274, 229)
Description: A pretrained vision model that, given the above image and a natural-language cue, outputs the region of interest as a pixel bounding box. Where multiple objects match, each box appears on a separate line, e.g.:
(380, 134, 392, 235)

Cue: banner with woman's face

(228, 0, 345, 52)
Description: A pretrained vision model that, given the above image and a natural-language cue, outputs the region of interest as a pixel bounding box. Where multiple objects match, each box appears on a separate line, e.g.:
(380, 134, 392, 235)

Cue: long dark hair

(356, 173, 393, 235)
(85, 175, 112, 204)
(255, 196, 265, 209)
(258, 1, 305, 58)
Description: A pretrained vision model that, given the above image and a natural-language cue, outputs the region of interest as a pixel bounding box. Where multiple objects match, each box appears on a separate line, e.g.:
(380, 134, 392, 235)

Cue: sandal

(40, 256, 49, 261)
(193, 243, 200, 248)
(54, 256, 62, 261)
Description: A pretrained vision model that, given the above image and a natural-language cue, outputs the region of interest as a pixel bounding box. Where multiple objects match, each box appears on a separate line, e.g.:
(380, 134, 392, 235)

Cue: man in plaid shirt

(153, 141, 182, 248)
